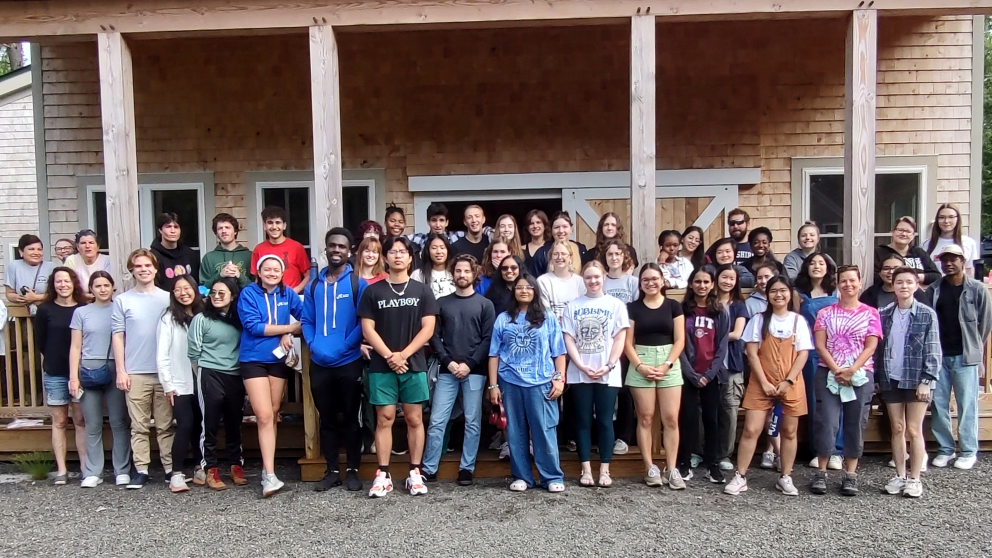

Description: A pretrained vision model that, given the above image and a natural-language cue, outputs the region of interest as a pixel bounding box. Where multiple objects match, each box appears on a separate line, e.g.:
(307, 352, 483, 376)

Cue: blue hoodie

(238, 282, 304, 363)
(301, 264, 367, 367)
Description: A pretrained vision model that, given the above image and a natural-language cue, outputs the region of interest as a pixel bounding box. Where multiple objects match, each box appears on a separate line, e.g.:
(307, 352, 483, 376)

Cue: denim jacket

(926, 276, 992, 366)
(874, 300, 942, 391)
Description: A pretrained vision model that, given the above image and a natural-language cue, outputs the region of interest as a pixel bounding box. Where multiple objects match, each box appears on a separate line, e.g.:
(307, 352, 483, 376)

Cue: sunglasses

(728, 219, 746, 226)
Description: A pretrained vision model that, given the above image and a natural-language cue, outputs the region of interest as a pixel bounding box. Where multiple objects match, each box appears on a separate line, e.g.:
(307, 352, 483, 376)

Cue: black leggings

(310, 358, 365, 471)
(171, 393, 203, 474)
(198, 368, 245, 469)
(572, 383, 620, 463)
(678, 379, 720, 468)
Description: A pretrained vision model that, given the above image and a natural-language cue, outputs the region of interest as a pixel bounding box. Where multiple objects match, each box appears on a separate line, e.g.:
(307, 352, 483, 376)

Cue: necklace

(388, 280, 410, 297)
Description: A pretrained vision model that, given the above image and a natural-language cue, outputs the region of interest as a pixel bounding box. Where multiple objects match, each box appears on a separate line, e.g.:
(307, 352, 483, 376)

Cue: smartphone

(272, 346, 287, 359)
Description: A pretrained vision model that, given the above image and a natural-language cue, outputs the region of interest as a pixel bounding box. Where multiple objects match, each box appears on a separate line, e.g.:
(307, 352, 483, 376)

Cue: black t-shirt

(451, 236, 490, 263)
(936, 282, 964, 356)
(358, 278, 439, 372)
(627, 297, 684, 346)
(34, 301, 83, 377)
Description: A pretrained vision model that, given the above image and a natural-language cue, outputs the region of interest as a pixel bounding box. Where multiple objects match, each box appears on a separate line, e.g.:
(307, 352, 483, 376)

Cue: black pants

(678, 379, 721, 467)
(172, 393, 203, 473)
(614, 357, 635, 444)
(311, 358, 364, 471)
(198, 368, 245, 469)
(572, 383, 620, 463)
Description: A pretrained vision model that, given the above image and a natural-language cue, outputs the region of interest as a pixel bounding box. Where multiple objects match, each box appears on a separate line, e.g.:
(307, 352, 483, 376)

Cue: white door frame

(413, 190, 562, 233)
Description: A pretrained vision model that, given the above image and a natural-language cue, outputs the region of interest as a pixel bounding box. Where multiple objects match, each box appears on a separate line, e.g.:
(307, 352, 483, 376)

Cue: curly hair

(597, 239, 634, 272)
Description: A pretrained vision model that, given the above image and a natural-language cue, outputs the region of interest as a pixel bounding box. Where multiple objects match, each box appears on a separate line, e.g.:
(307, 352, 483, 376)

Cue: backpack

(310, 270, 361, 309)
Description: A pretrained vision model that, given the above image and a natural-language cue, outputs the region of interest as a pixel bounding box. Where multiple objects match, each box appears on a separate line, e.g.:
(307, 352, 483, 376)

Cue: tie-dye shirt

(813, 302, 883, 371)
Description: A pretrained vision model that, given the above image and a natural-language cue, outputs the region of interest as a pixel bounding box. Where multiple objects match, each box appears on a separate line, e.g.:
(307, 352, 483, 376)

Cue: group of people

(4, 199, 988, 499)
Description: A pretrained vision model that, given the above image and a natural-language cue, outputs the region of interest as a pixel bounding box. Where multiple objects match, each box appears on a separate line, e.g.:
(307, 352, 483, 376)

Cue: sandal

(598, 471, 613, 488)
(579, 471, 595, 487)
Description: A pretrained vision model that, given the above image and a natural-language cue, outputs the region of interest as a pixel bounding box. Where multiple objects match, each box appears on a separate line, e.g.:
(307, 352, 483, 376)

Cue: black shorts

(241, 361, 293, 380)
(881, 388, 923, 405)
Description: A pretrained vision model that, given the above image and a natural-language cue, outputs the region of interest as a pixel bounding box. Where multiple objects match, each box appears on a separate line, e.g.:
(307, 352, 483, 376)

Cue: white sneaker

(808, 457, 819, 468)
(953, 455, 977, 470)
(718, 458, 734, 471)
(368, 470, 393, 498)
(169, 473, 190, 493)
(724, 472, 747, 495)
(509, 479, 528, 492)
(903, 478, 923, 498)
(690, 454, 703, 469)
(80, 476, 103, 488)
(827, 455, 843, 470)
(883, 476, 906, 495)
(932, 453, 956, 468)
(613, 439, 629, 455)
(499, 442, 510, 460)
(760, 452, 775, 469)
(261, 472, 285, 497)
(666, 467, 686, 490)
(645, 465, 663, 487)
(776, 475, 799, 496)
(406, 468, 428, 496)
(115, 474, 130, 486)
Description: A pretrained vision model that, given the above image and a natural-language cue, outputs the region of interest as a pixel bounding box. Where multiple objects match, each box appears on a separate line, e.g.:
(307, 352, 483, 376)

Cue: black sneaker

(126, 472, 148, 489)
(677, 464, 694, 481)
(810, 471, 828, 495)
(841, 473, 859, 496)
(344, 469, 363, 492)
(705, 464, 725, 484)
(457, 469, 474, 486)
(422, 471, 438, 483)
(314, 470, 341, 492)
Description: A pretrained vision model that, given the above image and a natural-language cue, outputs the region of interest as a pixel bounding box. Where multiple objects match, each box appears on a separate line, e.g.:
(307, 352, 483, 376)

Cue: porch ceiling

(0, 0, 989, 41)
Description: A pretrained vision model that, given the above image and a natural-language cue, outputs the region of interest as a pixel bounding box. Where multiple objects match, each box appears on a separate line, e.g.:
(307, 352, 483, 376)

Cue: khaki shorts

(625, 345, 683, 389)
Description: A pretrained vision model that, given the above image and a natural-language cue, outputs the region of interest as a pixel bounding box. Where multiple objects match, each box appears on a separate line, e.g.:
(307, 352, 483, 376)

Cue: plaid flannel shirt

(408, 226, 495, 250)
(875, 300, 941, 391)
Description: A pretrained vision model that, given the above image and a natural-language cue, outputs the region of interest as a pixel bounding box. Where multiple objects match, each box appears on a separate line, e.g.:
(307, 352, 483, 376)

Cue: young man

(149, 213, 200, 290)
(745, 263, 777, 317)
(4, 234, 56, 315)
(302, 227, 367, 493)
(251, 206, 311, 294)
(200, 213, 252, 288)
(111, 249, 174, 489)
(358, 236, 438, 498)
(409, 202, 462, 248)
(451, 205, 490, 262)
(422, 254, 496, 486)
(927, 244, 992, 470)
(728, 208, 753, 265)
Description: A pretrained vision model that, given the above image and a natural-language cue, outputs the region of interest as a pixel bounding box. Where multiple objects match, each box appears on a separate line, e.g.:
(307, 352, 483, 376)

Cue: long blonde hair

(495, 214, 524, 259)
(548, 239, 575, 274)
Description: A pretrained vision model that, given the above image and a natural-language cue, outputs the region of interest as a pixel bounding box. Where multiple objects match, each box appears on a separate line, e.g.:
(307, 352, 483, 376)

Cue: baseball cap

(937, 244, 965, 260)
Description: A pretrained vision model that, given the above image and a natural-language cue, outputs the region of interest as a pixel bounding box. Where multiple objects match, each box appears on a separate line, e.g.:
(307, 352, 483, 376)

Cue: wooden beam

(309, 24, 343, 241)
(630, 13, 657, 267)
(843, 9, 877, 279)
(97, 31, 141, 288)
(1, 0, 990, 39)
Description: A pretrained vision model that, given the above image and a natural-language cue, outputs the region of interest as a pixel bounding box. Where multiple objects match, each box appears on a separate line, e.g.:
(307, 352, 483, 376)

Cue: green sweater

(200, 244, 252, 288)
(187, 313, 241, 373)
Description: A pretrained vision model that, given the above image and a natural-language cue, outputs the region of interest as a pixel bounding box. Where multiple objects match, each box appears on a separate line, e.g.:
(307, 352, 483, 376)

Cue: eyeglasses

(514, 285, 535, 291)
(893, 228, 915, 235)
(209, 290, 230, 298)
(502, 265, 520, 272)
(387, 249, 409, 256)
(728, 219, 746, 226)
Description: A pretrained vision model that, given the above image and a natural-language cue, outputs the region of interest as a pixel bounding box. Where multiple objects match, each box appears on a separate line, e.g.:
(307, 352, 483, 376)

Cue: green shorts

(368, 370, 430, 406)
(625, 344, 684, 389)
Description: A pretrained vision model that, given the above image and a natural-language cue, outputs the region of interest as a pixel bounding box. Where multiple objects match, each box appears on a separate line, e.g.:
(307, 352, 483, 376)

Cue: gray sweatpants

(79, 384, 132, 479)
(718, 373, 745, 461)
(812, 367, 872, 460)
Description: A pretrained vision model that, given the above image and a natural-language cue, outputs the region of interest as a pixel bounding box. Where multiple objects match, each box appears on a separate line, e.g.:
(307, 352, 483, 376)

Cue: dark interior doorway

(443, 197, 562, 236)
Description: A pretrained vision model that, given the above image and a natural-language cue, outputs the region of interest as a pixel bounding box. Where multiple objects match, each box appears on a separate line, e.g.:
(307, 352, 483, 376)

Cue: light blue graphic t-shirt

(489, 310, 566, 387)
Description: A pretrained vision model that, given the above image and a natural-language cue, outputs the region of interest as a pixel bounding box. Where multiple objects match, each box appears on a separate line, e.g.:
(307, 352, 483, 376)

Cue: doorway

(413, 192, 562, 236)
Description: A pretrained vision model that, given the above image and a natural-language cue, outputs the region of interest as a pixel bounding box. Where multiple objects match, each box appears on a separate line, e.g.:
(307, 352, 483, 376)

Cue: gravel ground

(0, 456, 989, 558)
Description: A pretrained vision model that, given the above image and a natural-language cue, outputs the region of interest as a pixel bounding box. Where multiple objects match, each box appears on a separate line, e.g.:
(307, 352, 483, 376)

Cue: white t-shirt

(410, 268, 456, 300)
(562, 294, 629, 387)
(65, 253, 112, 293)
(537, 272, 586, 322)
(923, 236, 979, 272)
(742, 311, 814, 352)
(604, 274, 638, 304)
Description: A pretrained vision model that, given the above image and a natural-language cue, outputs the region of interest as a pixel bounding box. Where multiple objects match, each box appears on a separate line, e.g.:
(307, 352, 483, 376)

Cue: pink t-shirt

(813, 302, 883, 371)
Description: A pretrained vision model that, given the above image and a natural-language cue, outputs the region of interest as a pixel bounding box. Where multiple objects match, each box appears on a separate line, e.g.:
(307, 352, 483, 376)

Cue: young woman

(562, 261, 629, 488)
(585, 212, 638, 268)
(355, 237, 388, 284)
(536, 239, 586, 323)
(523, 209, 552, 275)
(238, 254, 304, 497)
(356, 220, 386, 244)
(876, 267, 940, 498)
(873, 216, 941, 286)
(189, 277, 246, 491)
(923, 203, 978, 277)
(485, 255, 523, 315)
(714, 264, 748, 472)
(724, 275, 812, 496)
(810, 265, 882, 496)
(411, 233, 455, 299)
(601, 240, 638, 303)
(860, 254, 929, 310)
(495, 214, 525, 259)
(793, 252, 842, 468)
(157, 273, 205, 493)
(488, 273, 567, 493)
(677, 265, 731, 484)
(742, 227, 785, 276)
(706, 237, 755, 288)
(531, 211, 588, 277)
(783, 221, 833, 280)
(34, 266, 88, 484)
(679, 226, 705, 270)
(477, 239, 510, 295)
(624, 263, 686, 489)
(69, 271, 127, 487)
(64, 229, 111, 297)
(657, 230, 693, 290)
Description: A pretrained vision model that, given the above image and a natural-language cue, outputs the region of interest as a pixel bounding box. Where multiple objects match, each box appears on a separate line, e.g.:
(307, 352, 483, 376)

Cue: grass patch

(12, 451, 54, 481)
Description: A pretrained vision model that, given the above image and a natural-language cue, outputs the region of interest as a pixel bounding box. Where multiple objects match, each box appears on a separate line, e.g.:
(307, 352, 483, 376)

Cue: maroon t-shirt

(692, 306, 717, 373)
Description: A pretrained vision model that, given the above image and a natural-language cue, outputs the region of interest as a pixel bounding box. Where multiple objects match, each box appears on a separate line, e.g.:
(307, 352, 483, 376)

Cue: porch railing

(1, 304, 44, 418)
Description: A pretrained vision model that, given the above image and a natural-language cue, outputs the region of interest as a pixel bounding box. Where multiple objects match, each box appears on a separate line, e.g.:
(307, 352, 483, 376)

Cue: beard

(730, 230, 746, 241)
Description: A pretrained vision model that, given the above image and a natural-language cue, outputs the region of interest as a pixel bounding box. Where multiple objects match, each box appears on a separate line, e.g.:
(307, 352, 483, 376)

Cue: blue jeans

(803, 355, 843, 455)
(932, 355, 979, 458)
(423, 374, 485, 475)
(500, 379, 564, 488)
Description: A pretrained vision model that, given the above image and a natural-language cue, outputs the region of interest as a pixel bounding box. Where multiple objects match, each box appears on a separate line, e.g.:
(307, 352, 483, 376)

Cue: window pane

(808, 174, 844, 235)
(153, 189, 201, 253)
(820, 235, 843, 266)
(874, 173, 919, 237)
(342, 186, 370, 236)
(93, 191, 110, 253)
(263, 187, 311, 256)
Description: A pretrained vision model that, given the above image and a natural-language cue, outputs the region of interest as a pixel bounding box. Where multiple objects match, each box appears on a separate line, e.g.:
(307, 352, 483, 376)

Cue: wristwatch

(606, 361, 616, 369)
(784, 378, 795, 386)
(663, 360, 674, 367)
(552, 371, 564, 382)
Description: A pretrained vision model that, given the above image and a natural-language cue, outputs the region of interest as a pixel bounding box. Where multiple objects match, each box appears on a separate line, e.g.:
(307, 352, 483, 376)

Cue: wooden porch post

(309, 24, 344, 239)
(843, 9, 877, 277)
(97, 32, 141, 287)
(630, 14, 656, 266)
